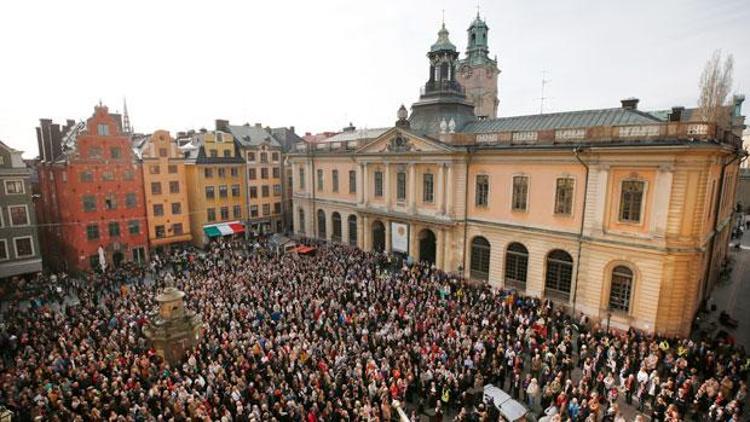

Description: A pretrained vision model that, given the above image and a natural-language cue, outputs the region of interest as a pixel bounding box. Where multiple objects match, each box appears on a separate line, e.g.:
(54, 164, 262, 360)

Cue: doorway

(372, 220, 385, 252)
(418, 229, 436, 265)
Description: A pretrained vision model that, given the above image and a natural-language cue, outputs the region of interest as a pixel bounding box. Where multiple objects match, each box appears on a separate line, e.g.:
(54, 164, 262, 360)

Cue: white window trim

(617, 178, 649, 226)
(0, 239, 8, 261)
(510, 173, 530, 213)
(13, 235, 35, 258)
(7, 204, 30, 227)
(4, 179, 25, 195)
(0, 206, 4, 228)
(552, 176, 576, 217)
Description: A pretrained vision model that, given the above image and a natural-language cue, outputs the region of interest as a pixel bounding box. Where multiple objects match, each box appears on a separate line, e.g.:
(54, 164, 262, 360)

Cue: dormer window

(97, 124, 109, 136)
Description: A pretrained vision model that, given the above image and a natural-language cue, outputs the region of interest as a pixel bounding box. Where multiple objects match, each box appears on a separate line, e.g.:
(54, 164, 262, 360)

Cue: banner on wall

(391, 222, 409, 253)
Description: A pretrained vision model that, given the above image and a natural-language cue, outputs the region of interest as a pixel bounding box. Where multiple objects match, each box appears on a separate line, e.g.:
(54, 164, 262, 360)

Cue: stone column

(445, 164, 454, 217)
(650, 164, 674, 238)
(409, 223, 418, 260)
(436, 227, 445, 269)
(443, 228, 452, 271)
(385, 220, 392, 253)
(408, 162, 417, 214)
(358, 163, 366, 205)
(384, 163, 391, 210)
(437, 163, 446, 215)
(361, 214, 369, 251)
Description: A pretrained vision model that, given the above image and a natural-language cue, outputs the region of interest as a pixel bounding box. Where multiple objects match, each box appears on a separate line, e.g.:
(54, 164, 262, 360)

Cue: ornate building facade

(289, 17, 745, 336)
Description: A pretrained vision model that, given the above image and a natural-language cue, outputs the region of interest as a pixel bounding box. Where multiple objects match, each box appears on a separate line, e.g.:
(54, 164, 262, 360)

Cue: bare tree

(698, 49, 734, 126)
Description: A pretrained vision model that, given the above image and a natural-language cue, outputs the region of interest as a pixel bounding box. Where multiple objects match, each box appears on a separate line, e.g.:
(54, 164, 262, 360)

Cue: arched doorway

(331, 212, 342, 242)
(418, 229, 436, 265)
(372, 220, 385, 252)
(317, 209, 326, 239)
(348, 215, 357, 246)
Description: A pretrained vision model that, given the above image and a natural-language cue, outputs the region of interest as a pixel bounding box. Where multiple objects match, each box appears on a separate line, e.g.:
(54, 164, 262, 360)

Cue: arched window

(504, 242, 528, 289)
(317, 209, 326, 239)
(470, 236, 490, 281)
(348, 215, 357, 246)
(609, 266, 634, 312)
(545, 249, 573, 300)
(298, 208, 305, 234)
(331, 212, 342, 242)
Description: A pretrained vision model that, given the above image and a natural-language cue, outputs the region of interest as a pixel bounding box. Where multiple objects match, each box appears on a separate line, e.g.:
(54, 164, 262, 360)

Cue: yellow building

(289, 19, 746, 337)
(216, 121, 285, 234)
(139, 130, 192, 249)
(180, 130, 247, 246)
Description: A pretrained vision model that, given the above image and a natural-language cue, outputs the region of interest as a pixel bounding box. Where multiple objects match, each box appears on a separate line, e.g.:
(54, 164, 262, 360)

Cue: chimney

(669, 106, 684, 122)
(621, 98, 639, 110)
(254, 123, 262, 128)
(305, 132, 312, 137)
(215, 119, 229, 131)
(289, 126, 295, 134)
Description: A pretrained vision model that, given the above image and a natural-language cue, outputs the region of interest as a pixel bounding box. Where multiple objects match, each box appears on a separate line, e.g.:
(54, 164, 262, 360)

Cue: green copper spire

(465, 13, 492, 65)
(430, 23, 456, 52)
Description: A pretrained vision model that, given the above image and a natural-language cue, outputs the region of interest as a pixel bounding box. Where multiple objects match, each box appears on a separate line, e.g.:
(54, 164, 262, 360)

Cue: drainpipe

(461, 147, 474, 278)
(572, 145, 590, 315)
(702, 149, 743, 299)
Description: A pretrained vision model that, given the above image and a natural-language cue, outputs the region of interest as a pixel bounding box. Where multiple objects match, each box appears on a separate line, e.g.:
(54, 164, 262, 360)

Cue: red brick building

(36, 105, 148, 271)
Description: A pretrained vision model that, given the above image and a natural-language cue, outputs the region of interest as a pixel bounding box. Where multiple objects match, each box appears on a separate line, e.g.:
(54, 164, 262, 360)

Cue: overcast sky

(1, 0, 748, 157)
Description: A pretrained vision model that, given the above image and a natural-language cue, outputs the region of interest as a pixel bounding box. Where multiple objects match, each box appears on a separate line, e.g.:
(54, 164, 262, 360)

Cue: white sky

(1, 0, 748, 157)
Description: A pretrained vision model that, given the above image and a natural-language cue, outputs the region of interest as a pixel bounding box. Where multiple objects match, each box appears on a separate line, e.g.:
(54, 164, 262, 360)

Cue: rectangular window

(220, 206, 229, 220)
(299, 168, 305, 189)
(13, 237, 34, 258)
(231, 167, 239, 177)
(123, 170, 134, 181)
(108, 222, 120, 237)
(396, 171, 407, 201)
(260, 152, 268, 163)
(97, 124, 109, 136)
(349, 170, 356, 194)
(204, 168, 214, 178)
(261, 168, 269, 179)
(218, 168, 226, 178)
(128, 220, 140, 235)
(219, 185, 228, 198)
(423, 173, 434, 203)
(151, 182, 162, 195)
(249, 168, 257, 180)
(233, 205, 242, 218)
(250, 205, 259, 218)
(475, 175, 489, 207)
(110, 147, 122, 159)
(101, 171, 114, 181)
(273, 202, 281, 214)
(169, 181, 180, 194)
(619, 180, 645, 223)
(149, 165, 160, 175)
(4, 180, 24, 195)
(273, 184, 281, 197)
(512, 175, 528, 211)
(0, 239, 7, 261)
(374, 171, 383, 197)
(273, 167, 280, 178)
(232, 184, 240, 197)
(317, 169, 323, 190)
(250, 186, 258, 198)
(223, 149, 231, 158)
(8, 205, 29, 226)
(155, 225, 166, 238)
(153, 204, 164, 216)
(168, 165, 178, 174)
(248, 152, 256, 162)
(210, 150, 218, 158)
(262, 185, 270, 197)
(207, 208, 216, 222)
(171, 202, 182, 215)
(83, 195, 96, 212)
(172, 223, 184, 235)
(80, 171, 93, 182)
(159, 148, 168, 158)
(554, 178, 574, 215)
(262, 204, 271, 216)
(126, 193, 137, 208)
(205, 186, 215, 199)
(104, 194, 117, 210)
(89, 147, 102, 159)
(272, 152, 279, 161)
(86, 224, 100, 240)
(332, 170, 339, 192)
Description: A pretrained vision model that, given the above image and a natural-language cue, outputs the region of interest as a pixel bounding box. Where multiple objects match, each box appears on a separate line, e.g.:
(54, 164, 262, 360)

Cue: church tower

(456, 13, 500, 119)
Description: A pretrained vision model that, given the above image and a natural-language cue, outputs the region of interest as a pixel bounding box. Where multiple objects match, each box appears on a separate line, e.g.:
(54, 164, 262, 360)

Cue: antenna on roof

(539, 70, 551, 114)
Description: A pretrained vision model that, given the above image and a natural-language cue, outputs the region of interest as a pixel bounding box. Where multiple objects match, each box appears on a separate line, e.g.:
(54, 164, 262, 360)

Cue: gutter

(571, 145, 590, 314)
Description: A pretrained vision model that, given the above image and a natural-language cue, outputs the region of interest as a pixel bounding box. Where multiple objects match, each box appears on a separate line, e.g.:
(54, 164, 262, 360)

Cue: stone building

(35, 105, 149, 271)
(456, 13, 499, 119)
(137, 130, 193, 251)
(289, 17, 746, 336)
(0, 140, 43, 281)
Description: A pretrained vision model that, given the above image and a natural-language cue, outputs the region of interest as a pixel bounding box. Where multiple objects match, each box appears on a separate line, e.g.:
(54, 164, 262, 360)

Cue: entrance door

(372, 221, 385, 252)
(418, 229, 436, 265)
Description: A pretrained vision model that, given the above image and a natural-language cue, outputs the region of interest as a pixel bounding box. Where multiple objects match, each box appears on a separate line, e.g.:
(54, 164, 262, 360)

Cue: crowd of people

(0, 238, 747, 421)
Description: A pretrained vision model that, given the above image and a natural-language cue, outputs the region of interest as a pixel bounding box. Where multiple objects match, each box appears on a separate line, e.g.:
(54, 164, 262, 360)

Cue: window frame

(608, 265, 635, 313)
(553, 177, 575, 216)
(332, 169, 339, 193)
(511, 175, 529, 212)
(374, 171, 383, 197)
(475, 174, 489, 208)
(7, 204, 30, 227)
(504, 242, 529, 289)
(469, 236, 491, 281)
(349, 170, 356, 194)
(396, 171, 407, 202)
(423, 172, 434, 203)
(13, 236, 35, 258)
(544, 249, 573, 301)
(618, 179, 647, 224)
(0, 239, 8, 261)
(4, 180, 25, 195)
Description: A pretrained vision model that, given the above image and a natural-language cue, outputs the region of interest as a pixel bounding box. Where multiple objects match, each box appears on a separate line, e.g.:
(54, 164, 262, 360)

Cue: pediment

(356, 127, 452, 154)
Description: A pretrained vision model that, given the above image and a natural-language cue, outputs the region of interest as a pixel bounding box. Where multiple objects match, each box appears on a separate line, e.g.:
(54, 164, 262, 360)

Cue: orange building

(289, 18, 746, 336)
(139, 130, 192, 250)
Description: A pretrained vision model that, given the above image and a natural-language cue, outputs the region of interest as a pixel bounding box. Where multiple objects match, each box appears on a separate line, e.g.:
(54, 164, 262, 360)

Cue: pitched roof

(225, 124, 281, 148)
(462, 108, 663, 133)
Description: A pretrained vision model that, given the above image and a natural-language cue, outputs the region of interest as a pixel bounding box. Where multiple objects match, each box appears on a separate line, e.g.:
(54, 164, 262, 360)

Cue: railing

(421, 79, 465, 96)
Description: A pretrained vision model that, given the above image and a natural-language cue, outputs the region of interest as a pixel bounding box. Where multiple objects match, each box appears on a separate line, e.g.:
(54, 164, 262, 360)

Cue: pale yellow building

(139, 130, 192, 249)
(180, 130, 247, 246)
(289, 19, 746, 336)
